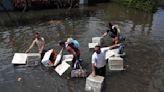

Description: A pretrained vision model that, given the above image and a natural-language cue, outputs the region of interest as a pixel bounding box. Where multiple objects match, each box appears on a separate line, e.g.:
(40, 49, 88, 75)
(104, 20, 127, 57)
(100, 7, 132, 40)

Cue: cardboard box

(88, 43, 99, 49)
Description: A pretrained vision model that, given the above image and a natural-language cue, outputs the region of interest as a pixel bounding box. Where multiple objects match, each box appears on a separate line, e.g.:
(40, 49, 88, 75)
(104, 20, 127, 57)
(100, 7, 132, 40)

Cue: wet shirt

(92, 47, 109, 68)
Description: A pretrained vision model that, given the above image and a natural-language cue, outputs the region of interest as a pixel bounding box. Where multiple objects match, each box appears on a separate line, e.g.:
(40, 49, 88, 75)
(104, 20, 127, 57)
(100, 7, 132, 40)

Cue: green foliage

(112, 0, 158, 12)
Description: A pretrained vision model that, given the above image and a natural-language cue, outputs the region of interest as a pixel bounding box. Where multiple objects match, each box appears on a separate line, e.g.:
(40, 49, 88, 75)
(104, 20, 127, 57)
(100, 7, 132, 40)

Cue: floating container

(62, 54, 73, 62)
(41, 49, 57, 67)
(88, 43, 99, 49)
(12, 53, 28, 64)
(85, 74, 104, 92)
(108, 57, 124, 71)
(92, 37, 102, 44)
(55, 61, 70, 76)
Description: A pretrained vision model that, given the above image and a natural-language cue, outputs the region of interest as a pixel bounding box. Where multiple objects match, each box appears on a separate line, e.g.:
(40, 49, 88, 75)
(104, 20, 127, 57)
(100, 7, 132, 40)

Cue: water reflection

(0, 3, 164, 92)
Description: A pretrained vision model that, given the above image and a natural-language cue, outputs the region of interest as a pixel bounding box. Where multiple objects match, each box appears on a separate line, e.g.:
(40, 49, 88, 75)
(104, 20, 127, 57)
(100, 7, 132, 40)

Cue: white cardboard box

(62, 54, 73, 62)
(12, 53, 28, 64)
(85, 74, 104, 92)
(88, 43, 99, 49)
(108, 57, 124, 71)
(92, 37, 102, 44)
(55, 61, 70, 76)
(105, 48, 120, 59)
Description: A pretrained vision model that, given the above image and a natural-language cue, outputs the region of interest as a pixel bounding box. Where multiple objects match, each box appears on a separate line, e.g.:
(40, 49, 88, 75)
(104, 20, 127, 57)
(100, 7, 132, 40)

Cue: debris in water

(17, 77, 22, 81)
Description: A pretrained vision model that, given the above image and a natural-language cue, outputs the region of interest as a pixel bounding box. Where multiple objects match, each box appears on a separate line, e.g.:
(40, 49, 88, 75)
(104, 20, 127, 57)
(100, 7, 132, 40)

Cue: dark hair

(95, 45, 101, 49)
(108, 22, 113, 29)
(59, 41, 65, 46)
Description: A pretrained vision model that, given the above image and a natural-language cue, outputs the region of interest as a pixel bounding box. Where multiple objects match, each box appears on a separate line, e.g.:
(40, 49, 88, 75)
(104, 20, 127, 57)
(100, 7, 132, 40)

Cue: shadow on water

(0, 3, 164, 92)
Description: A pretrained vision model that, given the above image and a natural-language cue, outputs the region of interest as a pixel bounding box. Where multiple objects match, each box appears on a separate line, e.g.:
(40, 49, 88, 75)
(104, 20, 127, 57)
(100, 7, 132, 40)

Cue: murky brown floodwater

(0, 3, 164, 92)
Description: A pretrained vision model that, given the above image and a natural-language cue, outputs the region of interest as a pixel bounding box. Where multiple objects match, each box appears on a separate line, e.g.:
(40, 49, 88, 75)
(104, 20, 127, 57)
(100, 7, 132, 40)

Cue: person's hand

(25, 49, 29, 53)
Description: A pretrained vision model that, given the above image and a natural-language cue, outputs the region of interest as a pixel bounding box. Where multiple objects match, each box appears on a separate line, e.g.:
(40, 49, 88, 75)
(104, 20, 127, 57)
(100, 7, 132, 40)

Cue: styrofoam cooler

(55, 61, 70, 76)
(88, 43, 99, 49)
(85, 74, 104, 92)
(26, 53, 40, 66)
(105, 48, 120, 59)
(41, 49, 54, 67)
(92, 37, 102, 44)
(12, 53, 28, 64)
(108, 57, 124, 71)
(62, 54, 73, 62)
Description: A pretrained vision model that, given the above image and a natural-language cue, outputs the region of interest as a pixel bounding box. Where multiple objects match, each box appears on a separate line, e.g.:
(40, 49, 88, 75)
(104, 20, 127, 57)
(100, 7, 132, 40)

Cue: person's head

(35, 32, 41, 39)
(94, 45, 101, 54)
(59, 41, 66, 48)
(108, 22, 113, 29)
(66, 37, 73, 44)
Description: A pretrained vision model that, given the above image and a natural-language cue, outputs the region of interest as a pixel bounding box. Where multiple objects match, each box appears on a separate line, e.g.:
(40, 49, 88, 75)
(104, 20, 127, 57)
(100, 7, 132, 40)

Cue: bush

(112, 0, 158, 12)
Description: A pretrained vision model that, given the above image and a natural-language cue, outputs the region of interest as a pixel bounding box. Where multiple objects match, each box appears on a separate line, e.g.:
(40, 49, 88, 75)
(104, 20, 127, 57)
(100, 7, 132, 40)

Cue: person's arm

(91, 63, 96, 77)
(67, 46, 77, 58)
(91, 54, 96, 77)
(25, 40, 36, 53)
(101, 29, 110, 38)
(109, 43, 121, 49)
(58, 47, 64, 55)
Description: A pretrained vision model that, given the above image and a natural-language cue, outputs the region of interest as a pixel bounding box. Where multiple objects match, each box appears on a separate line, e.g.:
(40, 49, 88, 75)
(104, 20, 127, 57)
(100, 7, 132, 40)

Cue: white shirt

(92, 47, 109, 68)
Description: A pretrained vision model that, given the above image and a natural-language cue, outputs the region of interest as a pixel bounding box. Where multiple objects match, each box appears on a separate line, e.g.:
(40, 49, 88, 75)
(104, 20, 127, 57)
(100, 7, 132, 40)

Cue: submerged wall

(159, 0, 164, 6)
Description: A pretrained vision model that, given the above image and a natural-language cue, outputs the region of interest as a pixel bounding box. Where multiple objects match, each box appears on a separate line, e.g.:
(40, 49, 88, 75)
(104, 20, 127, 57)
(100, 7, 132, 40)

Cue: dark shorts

(41, 49, 47, 60)
(95, 65, 106, 77)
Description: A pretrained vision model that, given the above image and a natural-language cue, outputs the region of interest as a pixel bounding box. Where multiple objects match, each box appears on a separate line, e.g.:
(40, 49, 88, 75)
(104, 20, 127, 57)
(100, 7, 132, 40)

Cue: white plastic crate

(85, 74, 104, 92)
(108, 57, 124, 71)
(12, 53, 28, 64)
(92, 37, 102, 44)
(88, 43, 99, 49)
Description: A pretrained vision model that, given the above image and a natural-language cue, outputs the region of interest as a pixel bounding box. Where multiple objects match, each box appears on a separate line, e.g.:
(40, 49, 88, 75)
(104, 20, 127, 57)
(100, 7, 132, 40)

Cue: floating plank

(55, 61, 70, 76)
(88, 43, 99, 49)
(85, 74, 104, 92)
(12, 53, 28, 64)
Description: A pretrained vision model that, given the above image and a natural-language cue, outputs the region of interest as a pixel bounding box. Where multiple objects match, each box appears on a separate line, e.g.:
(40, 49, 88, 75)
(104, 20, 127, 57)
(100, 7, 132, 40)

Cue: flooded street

(0, 3, 164, 92)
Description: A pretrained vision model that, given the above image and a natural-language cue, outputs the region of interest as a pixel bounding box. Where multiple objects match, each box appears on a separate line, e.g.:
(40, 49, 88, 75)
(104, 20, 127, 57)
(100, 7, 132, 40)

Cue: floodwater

(0, 3, 164, 92)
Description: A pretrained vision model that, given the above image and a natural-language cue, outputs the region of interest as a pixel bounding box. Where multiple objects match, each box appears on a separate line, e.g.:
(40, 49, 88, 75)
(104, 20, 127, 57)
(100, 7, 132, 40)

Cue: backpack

(71, 40, 80, 49)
